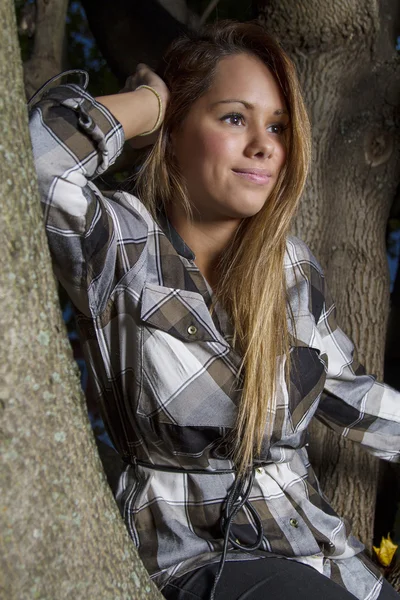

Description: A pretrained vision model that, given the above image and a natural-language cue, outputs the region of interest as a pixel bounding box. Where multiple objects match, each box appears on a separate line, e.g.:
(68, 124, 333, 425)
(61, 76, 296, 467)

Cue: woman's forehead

(202, 54, 286, 112)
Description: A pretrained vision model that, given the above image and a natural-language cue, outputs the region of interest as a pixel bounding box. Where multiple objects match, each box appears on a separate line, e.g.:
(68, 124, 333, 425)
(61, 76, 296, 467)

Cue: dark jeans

(162, 558, 399, 600)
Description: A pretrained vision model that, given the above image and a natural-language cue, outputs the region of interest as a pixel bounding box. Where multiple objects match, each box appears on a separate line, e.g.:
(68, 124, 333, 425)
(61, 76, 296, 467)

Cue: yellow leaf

(373, 534, 398, 567)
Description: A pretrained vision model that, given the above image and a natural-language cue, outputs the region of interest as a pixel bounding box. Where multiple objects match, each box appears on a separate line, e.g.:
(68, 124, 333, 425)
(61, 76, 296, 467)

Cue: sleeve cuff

(30, 72, 125, 178)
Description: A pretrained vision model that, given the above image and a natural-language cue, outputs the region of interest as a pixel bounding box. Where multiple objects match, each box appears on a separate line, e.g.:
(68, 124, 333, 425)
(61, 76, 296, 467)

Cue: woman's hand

(96, 64, 169, 143)
(121, 64, 169, 110)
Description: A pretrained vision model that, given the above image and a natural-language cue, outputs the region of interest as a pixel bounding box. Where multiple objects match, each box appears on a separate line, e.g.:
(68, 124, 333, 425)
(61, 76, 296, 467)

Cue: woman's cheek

(200, 129, 239, 163)
(279, 145, 287, 169)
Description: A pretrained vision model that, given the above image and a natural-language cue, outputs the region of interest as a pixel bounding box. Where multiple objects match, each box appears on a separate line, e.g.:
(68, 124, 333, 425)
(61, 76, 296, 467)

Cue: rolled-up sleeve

(29, 83, 147, 317)
(314, 279, 400, 462)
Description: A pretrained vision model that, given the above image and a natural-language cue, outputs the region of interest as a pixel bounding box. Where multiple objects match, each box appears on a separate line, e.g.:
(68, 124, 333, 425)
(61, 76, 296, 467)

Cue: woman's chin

(223, 199, 267, 220)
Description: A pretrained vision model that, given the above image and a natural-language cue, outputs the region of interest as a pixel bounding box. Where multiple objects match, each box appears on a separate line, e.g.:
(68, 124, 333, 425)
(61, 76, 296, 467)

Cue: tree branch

(23, 0, 69, 99)
(199, 0, 221, 25)
(81, 0, 190, 83)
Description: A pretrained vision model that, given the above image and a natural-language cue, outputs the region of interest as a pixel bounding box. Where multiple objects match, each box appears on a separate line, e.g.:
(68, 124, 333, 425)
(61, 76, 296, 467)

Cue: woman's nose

(244, 130, 274, 159)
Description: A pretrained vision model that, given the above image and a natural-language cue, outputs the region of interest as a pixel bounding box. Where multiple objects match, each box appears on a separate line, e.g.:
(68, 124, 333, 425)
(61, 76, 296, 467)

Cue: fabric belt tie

(129, 459, 264, 600)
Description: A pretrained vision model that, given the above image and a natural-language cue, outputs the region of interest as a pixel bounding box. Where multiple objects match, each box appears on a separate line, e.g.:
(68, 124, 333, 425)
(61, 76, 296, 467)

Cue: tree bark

(256, 0, 400, 550)
(23, 0, 69, 100)
(0, 1, 162, 598)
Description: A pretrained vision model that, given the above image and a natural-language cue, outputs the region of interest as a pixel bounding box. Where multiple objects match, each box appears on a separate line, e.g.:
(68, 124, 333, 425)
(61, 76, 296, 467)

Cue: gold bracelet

(136, 85, 163, 136)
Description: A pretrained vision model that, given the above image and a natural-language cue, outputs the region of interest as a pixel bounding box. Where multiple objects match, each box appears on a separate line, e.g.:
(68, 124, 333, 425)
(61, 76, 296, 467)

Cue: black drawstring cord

(209, 466, 264, 600)
(124, 458, 264, 600)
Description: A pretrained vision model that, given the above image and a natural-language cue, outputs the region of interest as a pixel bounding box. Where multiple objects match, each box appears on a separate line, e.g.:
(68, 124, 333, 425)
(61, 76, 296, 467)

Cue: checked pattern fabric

(29, 82, 400, 600)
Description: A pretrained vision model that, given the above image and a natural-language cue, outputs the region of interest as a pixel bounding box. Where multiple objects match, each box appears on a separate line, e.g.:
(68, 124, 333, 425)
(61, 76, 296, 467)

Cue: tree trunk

(0, 1, 162, 598)
(256, 0, 400, 550)
(23, 0, 69, 100)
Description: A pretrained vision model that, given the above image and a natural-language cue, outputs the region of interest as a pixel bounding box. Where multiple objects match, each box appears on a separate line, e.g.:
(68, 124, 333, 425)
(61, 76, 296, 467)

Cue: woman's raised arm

(28, 67, 166, 317)
(96, 64, 169, 140)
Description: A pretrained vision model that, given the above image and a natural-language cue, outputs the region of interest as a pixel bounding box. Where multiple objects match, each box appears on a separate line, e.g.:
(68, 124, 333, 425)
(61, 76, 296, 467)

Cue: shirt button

(187, 325, 197, 335)
(289, 518, 299, 528)
(256, 467, 264, 474)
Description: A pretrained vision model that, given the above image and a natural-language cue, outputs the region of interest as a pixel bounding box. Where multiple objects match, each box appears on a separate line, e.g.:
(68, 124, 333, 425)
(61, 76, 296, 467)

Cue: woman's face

(171, 53, 289, 223)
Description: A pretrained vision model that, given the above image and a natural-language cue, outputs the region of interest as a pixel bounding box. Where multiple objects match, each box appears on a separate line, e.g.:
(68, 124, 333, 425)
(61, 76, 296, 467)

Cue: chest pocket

(137, 283, 238, 429)
(140, 283, 221, 343)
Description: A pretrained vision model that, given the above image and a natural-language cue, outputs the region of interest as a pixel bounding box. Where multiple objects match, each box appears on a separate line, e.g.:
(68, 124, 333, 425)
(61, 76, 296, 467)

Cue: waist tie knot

(128, 459, 264, 600)
(210, 465, 263, 599)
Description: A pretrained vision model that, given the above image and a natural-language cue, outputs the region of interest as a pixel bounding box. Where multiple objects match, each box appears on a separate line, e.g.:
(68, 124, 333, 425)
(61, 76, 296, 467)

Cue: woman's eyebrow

(211, 99, 288, 115)
(211, 99, 254, 109)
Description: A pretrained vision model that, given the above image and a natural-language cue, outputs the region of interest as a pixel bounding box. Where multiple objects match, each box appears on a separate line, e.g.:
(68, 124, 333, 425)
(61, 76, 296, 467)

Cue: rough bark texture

(23, 0, 69, 100)
(0, 1, 163, 598)
(257, 0, 400, 551)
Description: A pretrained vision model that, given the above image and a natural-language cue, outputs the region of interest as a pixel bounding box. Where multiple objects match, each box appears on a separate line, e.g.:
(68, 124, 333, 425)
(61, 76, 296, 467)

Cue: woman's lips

(232, 169, 271, 185)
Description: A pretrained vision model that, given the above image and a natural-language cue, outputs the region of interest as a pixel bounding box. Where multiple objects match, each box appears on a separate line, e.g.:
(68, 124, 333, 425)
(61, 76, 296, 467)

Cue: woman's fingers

(123, 64, 155, 90)
(121, 64, 169, 105)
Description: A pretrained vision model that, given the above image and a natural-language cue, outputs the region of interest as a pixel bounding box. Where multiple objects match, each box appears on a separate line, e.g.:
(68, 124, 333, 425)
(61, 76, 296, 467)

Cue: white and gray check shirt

(29, 83, 400, 600)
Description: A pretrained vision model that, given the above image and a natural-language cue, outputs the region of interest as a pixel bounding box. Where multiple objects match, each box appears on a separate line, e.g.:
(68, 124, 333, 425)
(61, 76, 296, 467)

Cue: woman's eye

(268, 123, 287, 135)
(221, 113, 245, 126)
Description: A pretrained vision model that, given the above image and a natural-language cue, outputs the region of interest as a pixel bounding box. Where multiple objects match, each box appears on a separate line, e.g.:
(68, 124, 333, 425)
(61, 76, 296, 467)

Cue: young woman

(29, 20, 399, 600)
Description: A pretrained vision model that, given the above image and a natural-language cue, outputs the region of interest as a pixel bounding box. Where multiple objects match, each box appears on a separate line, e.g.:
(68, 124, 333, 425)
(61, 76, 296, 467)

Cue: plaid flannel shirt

(29, 82, 400, 600)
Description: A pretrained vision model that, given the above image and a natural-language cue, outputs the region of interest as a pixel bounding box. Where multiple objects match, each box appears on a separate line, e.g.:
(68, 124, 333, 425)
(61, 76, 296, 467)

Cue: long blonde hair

(136, 21, 311, 474)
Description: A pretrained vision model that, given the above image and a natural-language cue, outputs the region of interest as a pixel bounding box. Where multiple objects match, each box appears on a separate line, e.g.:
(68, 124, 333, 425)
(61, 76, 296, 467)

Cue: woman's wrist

(96, 86, 162, 140)
(135, 85, 163, 136)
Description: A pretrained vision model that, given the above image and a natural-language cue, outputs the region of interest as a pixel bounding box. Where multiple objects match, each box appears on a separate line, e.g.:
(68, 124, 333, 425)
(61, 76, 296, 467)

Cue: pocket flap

(140, 283, 227, 345)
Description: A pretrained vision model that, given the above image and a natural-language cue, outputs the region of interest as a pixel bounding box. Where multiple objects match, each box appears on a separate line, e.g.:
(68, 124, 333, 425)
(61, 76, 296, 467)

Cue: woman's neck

(167, 206, 241, 289)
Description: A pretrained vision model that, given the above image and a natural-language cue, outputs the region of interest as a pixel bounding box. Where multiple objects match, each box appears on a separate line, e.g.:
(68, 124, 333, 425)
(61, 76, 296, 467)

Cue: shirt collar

(157, 209, 196, 261)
